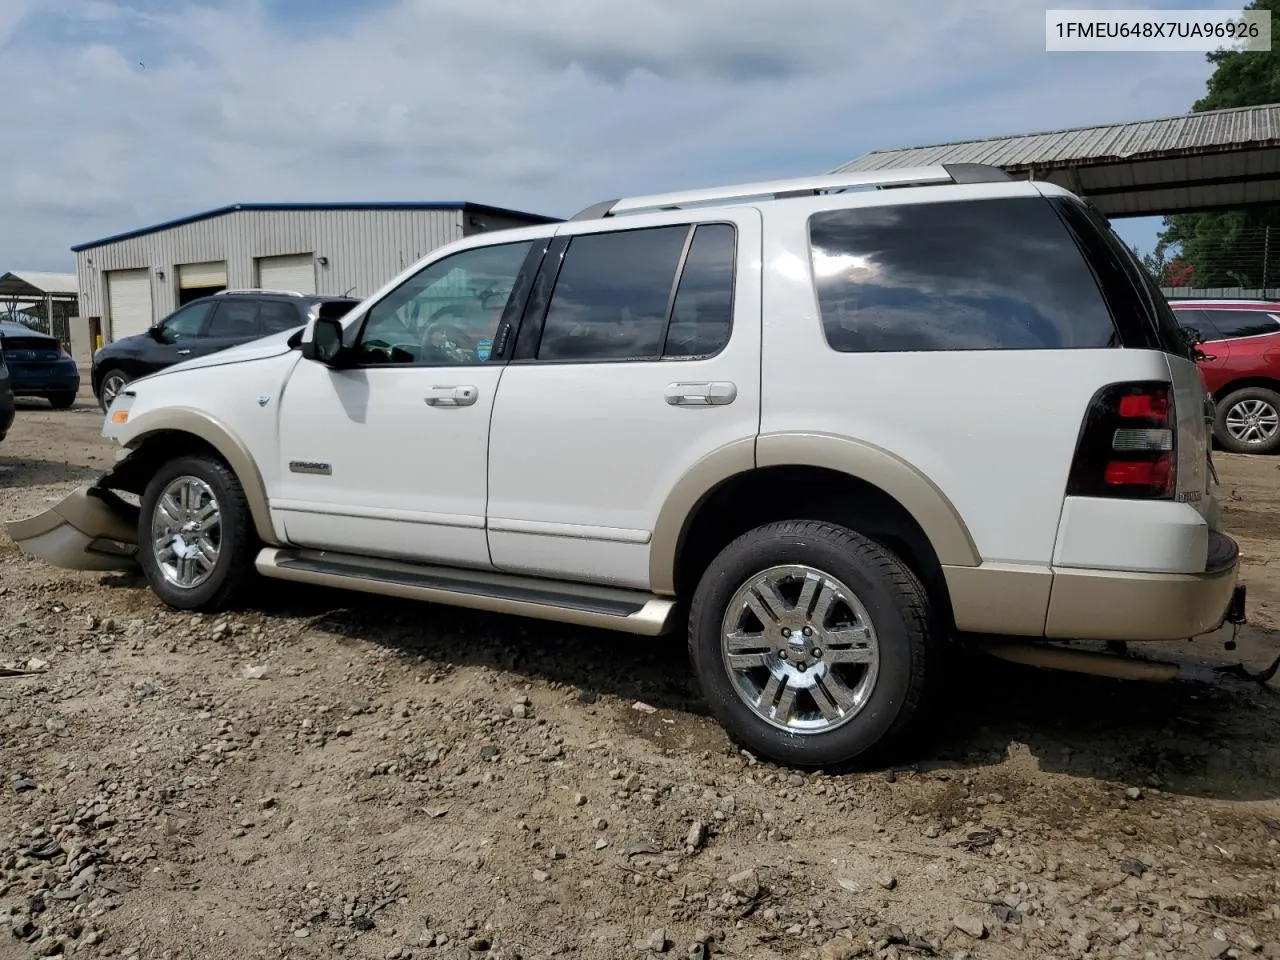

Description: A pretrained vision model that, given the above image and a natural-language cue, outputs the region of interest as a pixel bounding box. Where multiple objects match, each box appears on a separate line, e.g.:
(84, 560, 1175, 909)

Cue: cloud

(0, 0, 1215, 272)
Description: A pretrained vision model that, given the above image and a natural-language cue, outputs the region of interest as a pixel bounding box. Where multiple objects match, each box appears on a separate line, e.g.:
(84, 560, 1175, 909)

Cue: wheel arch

(650, 433, 981, 622)
(110, 408, 279, 546)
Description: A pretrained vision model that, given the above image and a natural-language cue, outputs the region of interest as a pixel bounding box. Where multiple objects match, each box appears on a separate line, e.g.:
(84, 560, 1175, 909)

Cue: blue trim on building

(71, 201, 562, 252)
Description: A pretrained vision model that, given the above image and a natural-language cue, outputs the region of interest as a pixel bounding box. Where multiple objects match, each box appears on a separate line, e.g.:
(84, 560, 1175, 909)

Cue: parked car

(1168, 299, 1280, 455)
(91, 290, 360, 411)
(6, 165, 1244, 769)
(0, 320, 80, 409)
(0, 349, 13, 441)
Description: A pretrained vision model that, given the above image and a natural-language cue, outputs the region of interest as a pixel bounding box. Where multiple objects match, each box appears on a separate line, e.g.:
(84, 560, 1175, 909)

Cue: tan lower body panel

(945, 559, 1238, 642)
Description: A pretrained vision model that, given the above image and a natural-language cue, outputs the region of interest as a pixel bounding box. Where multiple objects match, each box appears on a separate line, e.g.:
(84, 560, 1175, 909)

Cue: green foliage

(1156, 1, 1280, 287)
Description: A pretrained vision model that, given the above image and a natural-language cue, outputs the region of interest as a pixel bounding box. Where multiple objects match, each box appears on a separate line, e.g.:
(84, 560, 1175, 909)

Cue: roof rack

(569, 163, 1012, 221)
(214, 288, 305, 297)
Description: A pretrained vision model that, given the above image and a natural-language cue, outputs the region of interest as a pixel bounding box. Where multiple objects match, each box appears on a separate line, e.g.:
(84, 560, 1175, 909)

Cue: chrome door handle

(665, 381, 736, 406)
(424, 385, 478, 407)
(176, 349, 191, 356)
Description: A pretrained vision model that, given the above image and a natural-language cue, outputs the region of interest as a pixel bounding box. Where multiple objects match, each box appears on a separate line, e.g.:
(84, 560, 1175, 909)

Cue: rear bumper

(945, 531, 1243, 642)
(11, 374, 80, 396)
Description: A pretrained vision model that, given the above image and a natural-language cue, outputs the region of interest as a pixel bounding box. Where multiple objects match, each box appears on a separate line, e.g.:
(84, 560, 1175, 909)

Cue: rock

(539, 745, 563, 762)
(818, 936, 862, 960)
(1202, 939, 1230, 959)
(532, 869, 549, 882)
(294, 927, 311, 938)
(788, 774, 805, 788)
(512, 703, 529, 719)
(954, 917, 987, 939)
(622, 773, 642, 791)
(10, 776, 36, 793)
(924, 824, 940, 839)
(877, 872, 897, 890)
(645, 928, 669, 953)
(686, 821, 706, 851)
(1120, 857, 1147, 877)
(573, 793, 588, 807)
(594, 818, 608, 830)
(727, 869, 759, 899)
(1239, 933, 1262, 952)
(1125, 787, 1143, 800)
(595, 838, 609, 850)
(479, 746, 500, 761)
(466, 935, 491, 951)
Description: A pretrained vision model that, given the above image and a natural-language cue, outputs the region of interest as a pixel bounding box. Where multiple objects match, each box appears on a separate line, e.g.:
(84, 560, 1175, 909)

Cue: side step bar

(256, 547, 678, 636)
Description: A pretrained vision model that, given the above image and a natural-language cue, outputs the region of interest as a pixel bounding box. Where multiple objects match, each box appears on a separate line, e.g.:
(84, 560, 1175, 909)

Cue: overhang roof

(833, 103, 1280, 217)
(71, 201, 562, 253)
(0, 271, 78, 298)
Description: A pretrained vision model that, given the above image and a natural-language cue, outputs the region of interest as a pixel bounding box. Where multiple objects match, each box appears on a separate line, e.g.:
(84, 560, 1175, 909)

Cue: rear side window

(1202, 308, 1280, 339)
(207, 301, 260, 338)
(808, 198, 1120, 352)
(535, 223, 736, 362)
(259, 300, 302, 335)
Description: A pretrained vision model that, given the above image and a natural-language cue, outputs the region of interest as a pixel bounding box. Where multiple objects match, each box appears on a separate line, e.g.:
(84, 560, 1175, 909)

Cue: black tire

(98, 369, 131, 412)
(48, 392, 76, 410)
(137, 454, 258, 612)
(688, 520, 938, 769)
(1214, 386, 1280, 455)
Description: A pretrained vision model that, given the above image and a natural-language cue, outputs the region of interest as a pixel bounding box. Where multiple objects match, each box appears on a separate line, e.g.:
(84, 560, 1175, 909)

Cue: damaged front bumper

(4, 484, 140, 571)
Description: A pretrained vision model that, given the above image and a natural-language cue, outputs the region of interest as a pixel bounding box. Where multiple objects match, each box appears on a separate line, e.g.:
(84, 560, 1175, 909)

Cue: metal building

(71, 201, 559, 343)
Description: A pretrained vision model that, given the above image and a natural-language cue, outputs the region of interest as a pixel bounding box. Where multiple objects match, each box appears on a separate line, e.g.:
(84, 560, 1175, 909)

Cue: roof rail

(569, 164, 1012, 221)
(214, 288, 305, 297)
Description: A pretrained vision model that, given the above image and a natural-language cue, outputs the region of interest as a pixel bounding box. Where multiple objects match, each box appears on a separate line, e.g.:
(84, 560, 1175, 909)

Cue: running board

(255, 547, 677, 636)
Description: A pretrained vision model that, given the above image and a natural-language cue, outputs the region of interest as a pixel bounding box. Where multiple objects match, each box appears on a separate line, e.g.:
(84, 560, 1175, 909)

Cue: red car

(1169, 299, 1280, 455)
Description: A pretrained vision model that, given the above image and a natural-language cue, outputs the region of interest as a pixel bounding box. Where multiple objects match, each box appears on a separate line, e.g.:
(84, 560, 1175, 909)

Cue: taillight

(1067, 381, 1176, 500)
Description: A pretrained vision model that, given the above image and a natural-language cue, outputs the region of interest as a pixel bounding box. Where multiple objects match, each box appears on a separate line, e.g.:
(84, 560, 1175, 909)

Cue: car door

(485, 207, 762, 590)
(139, 299, 217, 373)
(273, 232, 546, 568)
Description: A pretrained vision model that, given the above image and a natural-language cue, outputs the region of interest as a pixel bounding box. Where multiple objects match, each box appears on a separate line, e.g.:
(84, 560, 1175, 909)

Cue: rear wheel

(688, 520, 938, 769)
(1215, 386, 1280, 455)
(98, 369, 131, 411)
(48, 392, 76, 410)
(137, 454, 258, 611)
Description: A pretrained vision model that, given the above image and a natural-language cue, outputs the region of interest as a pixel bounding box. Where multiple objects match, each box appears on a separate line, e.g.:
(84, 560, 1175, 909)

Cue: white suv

(6, 164, 1246, 768)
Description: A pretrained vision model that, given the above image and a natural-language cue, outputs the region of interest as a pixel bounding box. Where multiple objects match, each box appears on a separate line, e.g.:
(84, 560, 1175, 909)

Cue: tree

(1156, 0, 1280, 288)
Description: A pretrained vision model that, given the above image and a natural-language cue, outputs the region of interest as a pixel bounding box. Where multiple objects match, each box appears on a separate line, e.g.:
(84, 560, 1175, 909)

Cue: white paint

(105, 268, 152, 340)
(256, 253, 316, 295)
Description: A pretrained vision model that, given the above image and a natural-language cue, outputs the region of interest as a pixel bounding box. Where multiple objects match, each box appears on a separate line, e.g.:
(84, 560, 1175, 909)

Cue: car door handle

(424, 385, 478, 407)
(665, 381, 737, 406)
(176, 349, 191, 356)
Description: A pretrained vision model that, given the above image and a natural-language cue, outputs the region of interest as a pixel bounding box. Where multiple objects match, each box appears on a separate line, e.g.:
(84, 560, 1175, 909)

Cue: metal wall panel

(74, 208, 475, 329)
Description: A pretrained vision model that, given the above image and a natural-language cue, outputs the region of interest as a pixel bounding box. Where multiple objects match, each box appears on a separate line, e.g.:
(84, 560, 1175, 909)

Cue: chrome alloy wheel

(1225, 397, 1280, 446)
(100, 372, 128, 409)
(720, 564, 880, 734)
(151, 476, 221, 589)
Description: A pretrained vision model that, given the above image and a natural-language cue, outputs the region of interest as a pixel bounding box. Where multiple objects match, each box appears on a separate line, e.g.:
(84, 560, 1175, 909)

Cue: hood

(136, 327, 302, 383)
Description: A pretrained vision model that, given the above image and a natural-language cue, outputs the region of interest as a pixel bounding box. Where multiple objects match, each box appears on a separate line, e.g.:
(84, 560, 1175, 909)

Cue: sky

(0, 0, 1233, 273)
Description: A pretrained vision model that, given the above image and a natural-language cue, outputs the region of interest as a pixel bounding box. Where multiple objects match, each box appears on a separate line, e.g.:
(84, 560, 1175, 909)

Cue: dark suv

(91, 290, 359, 410)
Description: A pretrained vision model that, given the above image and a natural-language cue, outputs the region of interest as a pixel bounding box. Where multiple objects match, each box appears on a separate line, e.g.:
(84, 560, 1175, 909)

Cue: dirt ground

(1, 397, 1279, 960)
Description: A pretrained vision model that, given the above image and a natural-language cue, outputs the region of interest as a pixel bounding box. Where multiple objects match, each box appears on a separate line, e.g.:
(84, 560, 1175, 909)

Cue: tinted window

(207, 301, 260, 339)
(1203, 309, 1280, 340)
(809, 198, 1119, 353)
(160, 300, 214, 342)
(1172, 308, 1221, 342)
(259, 301, 302, 335)
(358, 240, 533, 365)
(538, 226, 688, 361)
(663, 224, 736, 358)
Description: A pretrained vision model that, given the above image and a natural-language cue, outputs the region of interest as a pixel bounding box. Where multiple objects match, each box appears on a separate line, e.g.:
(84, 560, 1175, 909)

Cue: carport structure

(833, 103, 1280, 218)
(0, 271, 78, 343)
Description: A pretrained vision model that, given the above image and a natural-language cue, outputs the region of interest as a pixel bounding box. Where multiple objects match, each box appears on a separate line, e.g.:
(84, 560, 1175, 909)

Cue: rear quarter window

(1203, 308, 1280, 340)
(808, 197, 1121, 352)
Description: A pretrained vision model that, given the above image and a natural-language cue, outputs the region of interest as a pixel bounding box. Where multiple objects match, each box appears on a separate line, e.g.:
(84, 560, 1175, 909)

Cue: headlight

(101, 393, 134, 440)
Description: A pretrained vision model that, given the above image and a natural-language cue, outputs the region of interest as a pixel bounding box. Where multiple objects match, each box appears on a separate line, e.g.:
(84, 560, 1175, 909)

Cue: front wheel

(138, 454, 258, 611)
(688, 520, 937, 769)
(1215, 386, 1280, 455)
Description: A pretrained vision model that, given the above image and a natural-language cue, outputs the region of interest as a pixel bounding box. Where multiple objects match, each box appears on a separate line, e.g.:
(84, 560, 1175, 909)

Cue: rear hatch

(1, 335, 61, 364)
(1051, 195, 1213, 524)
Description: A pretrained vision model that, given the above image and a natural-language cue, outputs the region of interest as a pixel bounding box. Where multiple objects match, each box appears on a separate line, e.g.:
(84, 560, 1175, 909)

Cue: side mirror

(301, 316, 346, 366)
(147, 325, 164, 341)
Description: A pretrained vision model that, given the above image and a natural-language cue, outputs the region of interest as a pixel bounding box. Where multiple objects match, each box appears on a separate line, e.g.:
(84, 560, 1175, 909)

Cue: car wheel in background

(1215, 386, 1280, 455)
(48, 392, 76, 410)
(98, 369, 131, 412)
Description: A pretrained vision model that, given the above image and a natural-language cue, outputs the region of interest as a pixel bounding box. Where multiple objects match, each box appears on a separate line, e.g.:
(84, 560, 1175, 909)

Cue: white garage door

(105, 269, 152, 341)
(177, 260, 228, 291)
(256, 254, 316, 295)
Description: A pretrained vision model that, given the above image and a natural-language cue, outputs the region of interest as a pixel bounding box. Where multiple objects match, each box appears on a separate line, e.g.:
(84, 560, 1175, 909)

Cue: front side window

(158, 300, 214, 342)
(536, 223, 737, 362)
(356, 240, 534, 365)
(1204, 309, 1280, 340)
(808, 198, 1120, 353)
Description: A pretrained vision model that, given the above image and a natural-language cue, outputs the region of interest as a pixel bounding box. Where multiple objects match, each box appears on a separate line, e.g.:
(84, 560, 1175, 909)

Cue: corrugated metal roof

(72, 201, 561, 253)
(0, 271, 78, 297)
(834, 103, 1280, 173)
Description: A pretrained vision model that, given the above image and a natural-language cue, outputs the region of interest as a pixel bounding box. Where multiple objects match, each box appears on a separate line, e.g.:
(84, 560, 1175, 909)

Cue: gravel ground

(1, 397, 1278, 960)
